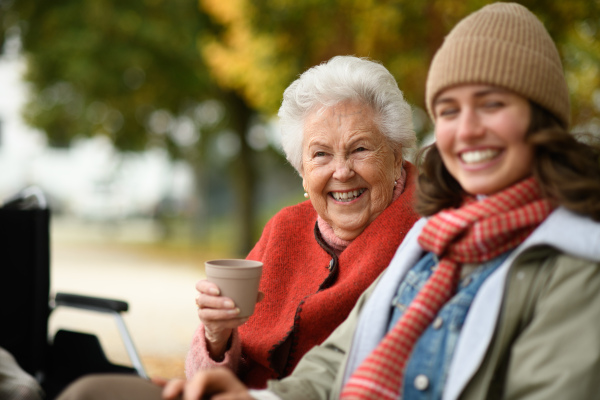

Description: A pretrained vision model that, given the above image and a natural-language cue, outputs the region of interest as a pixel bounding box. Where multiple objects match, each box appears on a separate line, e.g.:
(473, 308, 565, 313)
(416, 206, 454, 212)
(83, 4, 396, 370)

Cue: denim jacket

(389, 252, 509, 399)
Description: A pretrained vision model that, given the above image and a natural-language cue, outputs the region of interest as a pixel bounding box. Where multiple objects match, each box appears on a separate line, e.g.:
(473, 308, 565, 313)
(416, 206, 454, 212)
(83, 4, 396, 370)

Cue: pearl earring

(304, 192, 309, 198)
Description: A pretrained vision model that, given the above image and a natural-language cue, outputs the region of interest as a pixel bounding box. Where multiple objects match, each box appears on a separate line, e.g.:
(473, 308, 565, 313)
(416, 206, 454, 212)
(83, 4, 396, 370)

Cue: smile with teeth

(460, 148, 501, 164)
(330, 188, 366, 202)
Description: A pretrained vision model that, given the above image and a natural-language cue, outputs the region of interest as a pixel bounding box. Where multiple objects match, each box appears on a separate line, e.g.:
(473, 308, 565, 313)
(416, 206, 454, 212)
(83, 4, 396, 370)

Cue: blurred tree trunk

(224, 91, 257, 256)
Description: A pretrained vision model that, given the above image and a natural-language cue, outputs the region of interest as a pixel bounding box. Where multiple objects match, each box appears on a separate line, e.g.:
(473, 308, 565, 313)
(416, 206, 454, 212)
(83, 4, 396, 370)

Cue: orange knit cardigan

(187, 162, 420, 388)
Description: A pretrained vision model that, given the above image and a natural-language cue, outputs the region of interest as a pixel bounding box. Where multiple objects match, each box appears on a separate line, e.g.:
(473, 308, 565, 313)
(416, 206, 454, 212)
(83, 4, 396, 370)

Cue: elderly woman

(54, 55, 420, 399)
(185, 55, 419, 388)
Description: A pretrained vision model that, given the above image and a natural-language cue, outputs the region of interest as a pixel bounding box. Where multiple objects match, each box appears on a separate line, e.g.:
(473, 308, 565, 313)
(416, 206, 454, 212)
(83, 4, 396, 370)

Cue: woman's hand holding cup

(195, 279, 248, 360)
(197, 259, 264, 360)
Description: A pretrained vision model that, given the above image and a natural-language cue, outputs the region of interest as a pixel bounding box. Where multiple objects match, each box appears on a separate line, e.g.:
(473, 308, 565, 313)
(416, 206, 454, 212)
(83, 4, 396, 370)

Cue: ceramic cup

(204, 259, 263, 318)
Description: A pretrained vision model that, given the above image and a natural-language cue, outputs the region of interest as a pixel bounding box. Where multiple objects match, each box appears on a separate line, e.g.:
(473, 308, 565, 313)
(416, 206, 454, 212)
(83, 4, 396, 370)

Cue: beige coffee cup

(204, 259, 263, 318)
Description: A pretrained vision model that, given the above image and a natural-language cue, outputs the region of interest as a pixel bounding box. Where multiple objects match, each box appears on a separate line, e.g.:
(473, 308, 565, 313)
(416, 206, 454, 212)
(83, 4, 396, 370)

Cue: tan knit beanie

(426, 2, 570, 128)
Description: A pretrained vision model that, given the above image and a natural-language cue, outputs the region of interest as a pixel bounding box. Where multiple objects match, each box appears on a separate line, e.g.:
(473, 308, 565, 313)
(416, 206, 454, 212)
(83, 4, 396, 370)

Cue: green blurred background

(1, 0, 599, 255)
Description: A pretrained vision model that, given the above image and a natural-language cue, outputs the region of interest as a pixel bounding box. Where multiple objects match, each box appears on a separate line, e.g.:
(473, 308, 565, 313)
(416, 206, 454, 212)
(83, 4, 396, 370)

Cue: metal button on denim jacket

(389, 251, 510, 400)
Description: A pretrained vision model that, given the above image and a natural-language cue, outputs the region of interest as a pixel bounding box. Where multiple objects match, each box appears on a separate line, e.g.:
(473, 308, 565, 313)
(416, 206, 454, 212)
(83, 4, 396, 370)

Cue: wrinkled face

(301, 102, 403, 240)
(433, 85, 533, 195)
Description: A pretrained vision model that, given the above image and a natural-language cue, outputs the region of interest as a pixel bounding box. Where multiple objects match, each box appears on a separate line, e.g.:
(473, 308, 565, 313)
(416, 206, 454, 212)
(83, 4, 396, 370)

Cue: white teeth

(331, 189, 365, 202)
(460, 149, 500, 164)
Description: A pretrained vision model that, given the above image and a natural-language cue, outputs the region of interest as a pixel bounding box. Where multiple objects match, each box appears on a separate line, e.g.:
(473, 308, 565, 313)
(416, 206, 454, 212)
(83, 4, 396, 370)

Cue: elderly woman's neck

(317, 166, 407, 256)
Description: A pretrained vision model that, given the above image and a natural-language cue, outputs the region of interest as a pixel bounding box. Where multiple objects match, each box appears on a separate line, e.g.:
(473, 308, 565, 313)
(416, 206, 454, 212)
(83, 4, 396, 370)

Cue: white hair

(277, 55, 415, 175)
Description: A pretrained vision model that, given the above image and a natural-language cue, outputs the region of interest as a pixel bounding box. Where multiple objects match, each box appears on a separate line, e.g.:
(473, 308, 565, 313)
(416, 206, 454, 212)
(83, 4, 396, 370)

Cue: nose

(332, 157, 355, 181)
(456, 107, 484, 140)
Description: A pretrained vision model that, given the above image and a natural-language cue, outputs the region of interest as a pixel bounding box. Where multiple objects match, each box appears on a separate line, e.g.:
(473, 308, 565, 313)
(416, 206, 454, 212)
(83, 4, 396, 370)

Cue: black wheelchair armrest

(50, 292, 148, 379)
(53, 293, 129, 313)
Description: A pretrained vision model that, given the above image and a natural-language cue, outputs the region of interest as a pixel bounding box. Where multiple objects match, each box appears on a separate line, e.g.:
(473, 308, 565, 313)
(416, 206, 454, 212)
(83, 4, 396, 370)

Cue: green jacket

(262, 208, 600, 400)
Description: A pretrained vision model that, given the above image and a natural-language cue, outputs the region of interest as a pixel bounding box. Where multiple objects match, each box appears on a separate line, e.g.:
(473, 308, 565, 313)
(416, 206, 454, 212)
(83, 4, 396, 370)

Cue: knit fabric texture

(340, 177, 553, 400)
(425, 2, 570, 128)
(185, 324, 242, 379)
(232, 162, 419, 388)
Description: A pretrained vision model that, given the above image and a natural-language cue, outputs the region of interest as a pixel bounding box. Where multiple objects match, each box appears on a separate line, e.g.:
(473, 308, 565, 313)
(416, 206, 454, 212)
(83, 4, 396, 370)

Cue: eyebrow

(433, 97, 454, 107)
(306, 138, 329, 148)
(434, 87, 510, 107)
(305, 131, 373, 149)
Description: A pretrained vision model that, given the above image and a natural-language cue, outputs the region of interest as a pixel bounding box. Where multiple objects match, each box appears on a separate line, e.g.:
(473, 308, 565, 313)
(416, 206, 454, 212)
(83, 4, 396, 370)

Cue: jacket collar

(519, 207, 600, 262)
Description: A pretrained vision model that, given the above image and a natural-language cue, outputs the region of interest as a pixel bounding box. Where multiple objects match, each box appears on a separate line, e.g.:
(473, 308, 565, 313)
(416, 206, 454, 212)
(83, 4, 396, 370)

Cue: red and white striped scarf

(340, 177, 553, 400)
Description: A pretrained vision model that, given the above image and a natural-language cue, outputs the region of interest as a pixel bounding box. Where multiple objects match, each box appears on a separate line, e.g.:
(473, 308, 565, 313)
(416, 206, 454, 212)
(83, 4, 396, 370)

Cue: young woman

(57, 3, 600, 399)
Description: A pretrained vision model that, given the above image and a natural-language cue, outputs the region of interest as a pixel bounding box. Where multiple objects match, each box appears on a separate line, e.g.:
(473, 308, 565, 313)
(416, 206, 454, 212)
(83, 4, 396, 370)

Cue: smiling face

(433, 85, 533, 196)
(301, 102, 403, 240)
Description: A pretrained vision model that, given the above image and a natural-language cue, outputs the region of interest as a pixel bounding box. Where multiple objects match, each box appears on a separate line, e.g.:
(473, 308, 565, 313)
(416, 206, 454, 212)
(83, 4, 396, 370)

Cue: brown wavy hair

(416, 102, 600, 220)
